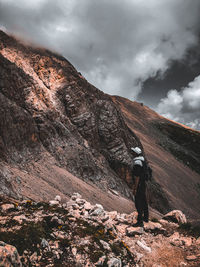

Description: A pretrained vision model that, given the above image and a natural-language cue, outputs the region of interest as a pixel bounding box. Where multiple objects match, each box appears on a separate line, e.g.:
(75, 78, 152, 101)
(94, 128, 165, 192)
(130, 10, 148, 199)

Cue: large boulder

(163, 210, 187, 224)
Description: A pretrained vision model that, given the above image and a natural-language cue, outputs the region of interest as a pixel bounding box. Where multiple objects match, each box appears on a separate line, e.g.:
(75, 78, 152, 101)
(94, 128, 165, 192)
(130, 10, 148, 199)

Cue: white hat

(131, 147, 142, 155)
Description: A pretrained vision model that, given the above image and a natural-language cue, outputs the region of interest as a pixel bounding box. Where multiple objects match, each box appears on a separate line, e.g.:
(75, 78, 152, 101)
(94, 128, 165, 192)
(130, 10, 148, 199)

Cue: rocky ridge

(0, 194, 200, 267)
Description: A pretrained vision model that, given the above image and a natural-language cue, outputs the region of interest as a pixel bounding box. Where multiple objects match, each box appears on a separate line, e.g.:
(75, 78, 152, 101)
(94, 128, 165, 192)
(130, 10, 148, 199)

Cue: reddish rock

(0, 241, 22, 267)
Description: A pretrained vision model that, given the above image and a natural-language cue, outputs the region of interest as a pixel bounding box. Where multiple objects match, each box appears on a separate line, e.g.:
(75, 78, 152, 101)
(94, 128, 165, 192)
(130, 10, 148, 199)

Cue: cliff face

(0, 30, 142, 206)
(0, 30, 200, 219)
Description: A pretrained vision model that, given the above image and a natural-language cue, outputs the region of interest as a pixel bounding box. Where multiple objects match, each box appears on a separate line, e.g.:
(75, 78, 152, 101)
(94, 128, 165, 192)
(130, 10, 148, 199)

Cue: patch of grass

(59, 238, 71, 249)
(90, 250, 104, 263)
(0, 220, 53, 254)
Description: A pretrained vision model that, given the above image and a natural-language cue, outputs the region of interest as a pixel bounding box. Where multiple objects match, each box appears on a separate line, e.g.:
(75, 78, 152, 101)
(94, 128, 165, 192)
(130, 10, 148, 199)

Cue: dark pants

(135, 182, 148, 222)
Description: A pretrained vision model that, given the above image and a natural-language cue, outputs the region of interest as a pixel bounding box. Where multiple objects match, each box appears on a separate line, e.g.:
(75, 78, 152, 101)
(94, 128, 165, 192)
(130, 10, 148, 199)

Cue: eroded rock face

(0, 30, 142, 199)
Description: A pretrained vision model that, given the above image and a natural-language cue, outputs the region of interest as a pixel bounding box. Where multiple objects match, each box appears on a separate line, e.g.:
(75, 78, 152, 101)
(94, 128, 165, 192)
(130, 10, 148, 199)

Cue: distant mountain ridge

(0, 30, 200, 219)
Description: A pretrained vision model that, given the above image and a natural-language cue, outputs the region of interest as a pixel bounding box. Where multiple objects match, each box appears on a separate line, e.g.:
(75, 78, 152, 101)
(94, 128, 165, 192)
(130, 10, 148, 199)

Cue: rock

(41, 238, 50, 251)
(95, 255, 106, 266)
(159, 219, 178, 228)
(83, 202, 93, 211)
(51, 216, 64, 225)
(30, 251, 38, 263)
(54, 195, 61, 202)
(15, 176, 21, 184)
(180, 237, 192, 247)
(100, 214, 109, 222)
(179, 262, 187, 266)
(71, 193, 82, 201)
(134, 251, 144, 262)
(1, 203, 15, 212)
(196, 237, 200, 245)
(100, 240, 111, 251)
(163, 210, 187, 224)
(89, 204, 105, 216)
(49, 200, 60, 206)
(107, 257, 122, 267)
(126, 226, 144, 236)
(67, 200, 79, 210)
(137, 240, 152, 253)
(116, 213, 128, 224)
(144, 221, 163, 231)
(72, 247, 77, 256)
(75, 198, 86, 206)
(13, 214, 27, 224)
(0, 241, 22, 267)
(169, 232, 184, 247)
(186, 255, 197, 261)
(108, 211, 118, 220)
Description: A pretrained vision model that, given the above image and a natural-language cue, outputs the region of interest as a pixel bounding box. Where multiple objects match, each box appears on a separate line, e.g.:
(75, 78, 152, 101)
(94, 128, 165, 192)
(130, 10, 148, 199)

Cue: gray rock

(41, 238, 50, 251)
(107, 257, 122, 267)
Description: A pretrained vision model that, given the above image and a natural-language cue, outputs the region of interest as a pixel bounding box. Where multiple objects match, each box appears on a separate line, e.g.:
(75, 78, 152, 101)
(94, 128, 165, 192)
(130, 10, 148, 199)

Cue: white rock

(100, 240, 111, 251)
(137, 240, 151, 253)
(54, 195, 61, 202)
(49, 200, 59, 206)
(95, 204, 104, 210)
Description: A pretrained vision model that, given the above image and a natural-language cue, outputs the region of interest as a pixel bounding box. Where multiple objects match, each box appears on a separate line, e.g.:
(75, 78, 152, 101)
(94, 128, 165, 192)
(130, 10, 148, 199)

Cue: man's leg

(133, 192, 144, 227)
(143, 193, 149, 222)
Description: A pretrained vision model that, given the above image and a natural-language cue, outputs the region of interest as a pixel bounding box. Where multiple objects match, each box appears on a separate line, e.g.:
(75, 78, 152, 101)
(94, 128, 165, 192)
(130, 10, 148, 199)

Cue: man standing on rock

(131, 147, 150, 227)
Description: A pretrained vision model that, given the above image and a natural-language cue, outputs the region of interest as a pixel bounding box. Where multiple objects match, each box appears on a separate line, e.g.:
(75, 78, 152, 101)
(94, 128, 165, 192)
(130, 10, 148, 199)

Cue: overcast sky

(0, 0, 200, 129)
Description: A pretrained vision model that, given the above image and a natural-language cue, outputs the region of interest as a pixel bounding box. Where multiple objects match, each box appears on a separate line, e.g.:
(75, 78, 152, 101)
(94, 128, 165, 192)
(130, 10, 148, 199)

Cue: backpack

(132, 156, 152, 181)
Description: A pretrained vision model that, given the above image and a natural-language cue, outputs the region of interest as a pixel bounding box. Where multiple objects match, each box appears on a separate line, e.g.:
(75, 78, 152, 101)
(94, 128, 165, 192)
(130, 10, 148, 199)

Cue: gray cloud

(1, 0, 200, 128)
(157, 75, 200, 130)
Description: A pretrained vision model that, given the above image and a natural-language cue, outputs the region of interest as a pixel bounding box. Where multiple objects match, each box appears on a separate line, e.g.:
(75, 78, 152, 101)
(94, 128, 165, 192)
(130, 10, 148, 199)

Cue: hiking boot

(132, 221, 144, 227)
(143, 217, 149, 223)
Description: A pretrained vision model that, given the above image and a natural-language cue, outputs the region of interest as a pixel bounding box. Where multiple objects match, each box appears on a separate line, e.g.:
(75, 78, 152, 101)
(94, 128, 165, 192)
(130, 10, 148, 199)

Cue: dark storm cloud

(0, 0, 200, 129)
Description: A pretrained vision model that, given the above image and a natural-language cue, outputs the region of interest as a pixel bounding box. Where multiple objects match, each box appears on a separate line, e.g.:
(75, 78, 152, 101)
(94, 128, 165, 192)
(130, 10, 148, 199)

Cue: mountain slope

(0, 30, 200, 219)
(0, 30, 143, 213)
(112, 96, 200, 219)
